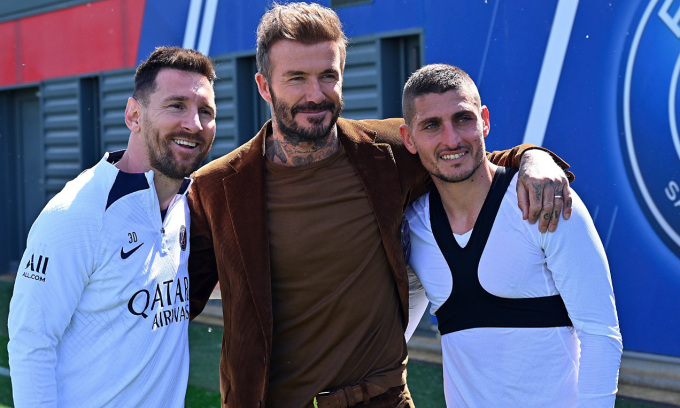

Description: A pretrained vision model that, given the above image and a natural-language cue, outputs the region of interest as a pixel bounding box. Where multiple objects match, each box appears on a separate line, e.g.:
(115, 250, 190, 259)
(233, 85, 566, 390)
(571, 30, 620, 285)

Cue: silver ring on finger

(554, 195, 563, 199)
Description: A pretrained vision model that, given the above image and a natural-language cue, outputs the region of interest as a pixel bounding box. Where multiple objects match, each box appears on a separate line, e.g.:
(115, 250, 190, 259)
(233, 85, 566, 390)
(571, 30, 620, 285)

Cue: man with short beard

(187, 3, 574, 408)
(8, 46, 216, 407)
(401, 64, 621, 407)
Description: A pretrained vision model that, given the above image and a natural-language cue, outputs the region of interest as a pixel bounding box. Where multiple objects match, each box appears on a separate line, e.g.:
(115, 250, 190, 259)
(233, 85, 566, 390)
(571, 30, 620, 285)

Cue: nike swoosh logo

(120, 243, 144, 259)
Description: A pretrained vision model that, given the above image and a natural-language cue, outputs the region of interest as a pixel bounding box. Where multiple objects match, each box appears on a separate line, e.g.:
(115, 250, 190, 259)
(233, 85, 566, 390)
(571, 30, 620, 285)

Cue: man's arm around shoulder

(488, 144, 575, 232)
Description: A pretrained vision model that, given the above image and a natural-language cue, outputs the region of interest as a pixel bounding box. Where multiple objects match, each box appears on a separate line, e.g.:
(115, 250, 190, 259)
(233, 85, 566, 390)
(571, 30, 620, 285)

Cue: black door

(0, 87, 43, 273)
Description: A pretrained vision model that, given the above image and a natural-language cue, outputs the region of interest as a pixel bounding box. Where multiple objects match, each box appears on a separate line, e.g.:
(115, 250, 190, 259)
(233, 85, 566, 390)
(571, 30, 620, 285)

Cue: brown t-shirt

(265, 144, 407, 408)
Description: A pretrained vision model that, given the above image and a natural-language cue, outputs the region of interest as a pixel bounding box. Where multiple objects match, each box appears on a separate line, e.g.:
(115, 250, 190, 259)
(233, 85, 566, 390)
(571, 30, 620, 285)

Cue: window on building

(0, 87, 42, 272)
(235, 56, 270, 146)
(380, 34, 421, 119)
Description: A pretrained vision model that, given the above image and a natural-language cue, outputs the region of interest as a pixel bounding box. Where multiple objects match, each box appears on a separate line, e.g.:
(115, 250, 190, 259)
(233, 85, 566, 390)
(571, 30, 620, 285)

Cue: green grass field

(0, 280, 669, 407)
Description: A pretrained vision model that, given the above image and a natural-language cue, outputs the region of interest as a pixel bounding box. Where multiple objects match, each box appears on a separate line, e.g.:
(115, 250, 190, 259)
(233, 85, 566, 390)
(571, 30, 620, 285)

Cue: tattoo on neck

(292, 154, 315, 166)
(266, 139, 288, 164)
(266, 130, 339, 166)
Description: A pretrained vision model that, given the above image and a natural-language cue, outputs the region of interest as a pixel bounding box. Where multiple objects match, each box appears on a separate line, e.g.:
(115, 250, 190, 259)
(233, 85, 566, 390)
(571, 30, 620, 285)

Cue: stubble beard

(270, 89, 343, 145)
(143, 116, 211, 180)
(428, 138, 486, 184)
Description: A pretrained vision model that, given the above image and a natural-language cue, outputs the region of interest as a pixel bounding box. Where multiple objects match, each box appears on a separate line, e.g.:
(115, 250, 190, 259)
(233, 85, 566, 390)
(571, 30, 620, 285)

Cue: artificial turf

(0, 280, 671, 407)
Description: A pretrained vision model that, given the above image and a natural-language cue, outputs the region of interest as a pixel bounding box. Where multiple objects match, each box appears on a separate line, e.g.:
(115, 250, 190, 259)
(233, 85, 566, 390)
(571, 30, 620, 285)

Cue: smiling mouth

(173, 139, 197, 149)
(297, 110, 328, 115)
(441, 152, 467, 160)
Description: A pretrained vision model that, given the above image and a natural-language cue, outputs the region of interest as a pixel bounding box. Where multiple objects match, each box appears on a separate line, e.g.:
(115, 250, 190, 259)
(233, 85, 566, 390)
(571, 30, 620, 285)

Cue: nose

(305, 78, 325, 104)
(441, 122, 461, 147)
(182, 109, 203, 134)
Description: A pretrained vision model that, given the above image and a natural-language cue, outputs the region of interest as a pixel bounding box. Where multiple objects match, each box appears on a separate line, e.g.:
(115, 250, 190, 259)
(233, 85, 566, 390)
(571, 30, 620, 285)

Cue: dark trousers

(364, 385, 414, 408)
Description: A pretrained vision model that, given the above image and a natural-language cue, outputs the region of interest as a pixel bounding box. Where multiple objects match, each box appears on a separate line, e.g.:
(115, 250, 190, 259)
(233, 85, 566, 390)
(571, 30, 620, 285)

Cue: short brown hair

(256, 2, 349, 82)
(402, 63, 481, 127)
(133, 46, 216, 105)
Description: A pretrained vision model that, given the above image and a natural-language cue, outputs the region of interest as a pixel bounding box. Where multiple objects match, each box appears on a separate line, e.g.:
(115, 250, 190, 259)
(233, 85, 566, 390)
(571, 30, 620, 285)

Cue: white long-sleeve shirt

(8, 152, 192, 408)
(405, 172, 622, 408)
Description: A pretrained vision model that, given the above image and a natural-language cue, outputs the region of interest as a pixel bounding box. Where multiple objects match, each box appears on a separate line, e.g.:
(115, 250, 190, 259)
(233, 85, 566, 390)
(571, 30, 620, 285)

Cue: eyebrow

(452, 109, 475, 119)
(284, 70, 307, 77)
(162, 95, 216, 112)
(416, 116, 442, 128)
(284, 68, 339, 77)
(162, 95, 189, 103)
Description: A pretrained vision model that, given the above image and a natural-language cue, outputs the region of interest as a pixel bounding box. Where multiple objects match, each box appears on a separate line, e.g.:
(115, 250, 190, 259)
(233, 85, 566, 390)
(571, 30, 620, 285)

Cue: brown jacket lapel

(222, 124, 273, 343)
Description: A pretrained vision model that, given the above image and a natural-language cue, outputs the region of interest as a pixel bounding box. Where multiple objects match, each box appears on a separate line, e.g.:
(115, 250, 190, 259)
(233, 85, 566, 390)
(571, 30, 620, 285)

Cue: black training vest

(430, 166, 572, 336)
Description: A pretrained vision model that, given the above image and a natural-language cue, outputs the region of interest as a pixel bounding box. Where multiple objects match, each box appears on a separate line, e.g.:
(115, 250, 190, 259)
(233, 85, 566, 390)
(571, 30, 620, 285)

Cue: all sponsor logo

(621, 0, 680, 256)
(22, 254, 49, 282)
(179, 225, 187, 251)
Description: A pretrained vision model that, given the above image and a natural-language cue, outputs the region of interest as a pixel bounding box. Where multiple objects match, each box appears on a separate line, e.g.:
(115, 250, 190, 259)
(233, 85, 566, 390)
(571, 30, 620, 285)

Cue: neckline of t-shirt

(265, 142, 346, 172)
(453, 229, 473, 247)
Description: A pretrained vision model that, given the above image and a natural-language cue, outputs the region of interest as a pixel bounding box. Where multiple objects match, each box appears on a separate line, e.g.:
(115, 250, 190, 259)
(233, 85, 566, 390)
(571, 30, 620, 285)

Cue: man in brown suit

(188, 3, 573, 408)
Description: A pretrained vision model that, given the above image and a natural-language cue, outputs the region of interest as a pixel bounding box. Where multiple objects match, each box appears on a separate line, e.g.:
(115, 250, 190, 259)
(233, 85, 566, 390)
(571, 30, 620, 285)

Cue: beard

(427, 138, 486, 184)
(143, 117, 211, 180)
(270, 89, 343, 145)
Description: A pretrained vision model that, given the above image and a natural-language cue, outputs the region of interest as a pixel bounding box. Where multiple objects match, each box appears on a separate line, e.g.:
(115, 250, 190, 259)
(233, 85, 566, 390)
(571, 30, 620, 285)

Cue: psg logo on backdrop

(179, 225, 187, 251)
(621, 0, 680, 257)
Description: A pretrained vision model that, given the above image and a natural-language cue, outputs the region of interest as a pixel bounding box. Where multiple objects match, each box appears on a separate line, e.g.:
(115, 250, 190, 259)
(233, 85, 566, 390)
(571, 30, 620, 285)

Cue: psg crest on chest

(621, 0, 680, 257)
(179, 225, 187, 251)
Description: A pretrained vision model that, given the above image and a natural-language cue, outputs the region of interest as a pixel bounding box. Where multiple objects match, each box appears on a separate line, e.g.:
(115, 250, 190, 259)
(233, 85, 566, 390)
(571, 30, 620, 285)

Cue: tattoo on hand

(533, 210, 541, 219)
(554, 210, 560, 219)
(543, 213, 552, 221)
(545, 180, 556, 195)
(532, 183, 543, 201)
(566, 198, 572, 209)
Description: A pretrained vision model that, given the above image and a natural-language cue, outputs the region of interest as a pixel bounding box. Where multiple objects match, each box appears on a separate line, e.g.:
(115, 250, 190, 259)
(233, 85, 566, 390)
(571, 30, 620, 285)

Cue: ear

(399, 124, 418, 155)
(481, 105, 490, 138)
(125, 97, 142, 132)
(255, 73, 272, 104)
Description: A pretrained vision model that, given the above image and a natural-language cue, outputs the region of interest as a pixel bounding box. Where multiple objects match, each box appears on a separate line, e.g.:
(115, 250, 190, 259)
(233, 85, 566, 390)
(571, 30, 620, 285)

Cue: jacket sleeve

(8, 208, 94, 407)
(187, 180, 220, 319)
(486, 144, 575, 182)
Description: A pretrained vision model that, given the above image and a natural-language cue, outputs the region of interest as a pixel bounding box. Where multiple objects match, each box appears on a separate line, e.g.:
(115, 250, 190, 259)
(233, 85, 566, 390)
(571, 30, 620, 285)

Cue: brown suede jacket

(187, 117, 570, 407)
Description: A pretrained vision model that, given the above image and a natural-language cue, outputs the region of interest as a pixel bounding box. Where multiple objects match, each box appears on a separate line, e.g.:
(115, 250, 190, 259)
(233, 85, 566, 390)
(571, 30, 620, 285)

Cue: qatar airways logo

(621, 0, 680, 256)
(127, 277, 190, 330)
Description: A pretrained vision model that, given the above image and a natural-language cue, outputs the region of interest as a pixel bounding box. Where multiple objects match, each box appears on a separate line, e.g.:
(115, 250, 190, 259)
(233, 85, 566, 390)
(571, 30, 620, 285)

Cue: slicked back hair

(402, 63, 481, 127)
(133, 46, 216, 106)
(256, 2, 349, 82)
